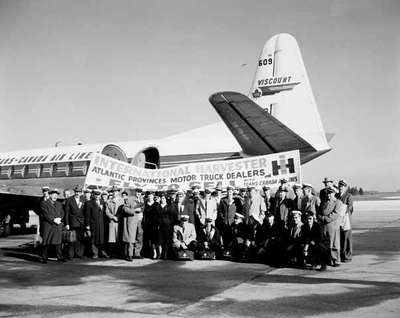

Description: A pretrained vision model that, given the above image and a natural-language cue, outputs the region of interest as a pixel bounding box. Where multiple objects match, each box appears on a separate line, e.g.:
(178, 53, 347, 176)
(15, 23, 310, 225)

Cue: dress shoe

(126, 257, 133, 262)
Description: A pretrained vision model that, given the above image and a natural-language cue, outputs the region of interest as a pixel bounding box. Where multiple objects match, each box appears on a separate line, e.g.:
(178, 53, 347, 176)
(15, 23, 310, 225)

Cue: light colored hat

(302, 183, 314, 190)
(291, 210, 302, 216)
(234, 213, 244, 219)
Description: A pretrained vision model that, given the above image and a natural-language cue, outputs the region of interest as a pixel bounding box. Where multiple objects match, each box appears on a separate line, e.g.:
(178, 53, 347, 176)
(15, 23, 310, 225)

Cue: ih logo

(272, 155, 295, 176)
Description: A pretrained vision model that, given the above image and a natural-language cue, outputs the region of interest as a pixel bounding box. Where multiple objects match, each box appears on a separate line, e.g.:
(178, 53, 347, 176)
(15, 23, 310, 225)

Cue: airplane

(0, 33, 331, 221)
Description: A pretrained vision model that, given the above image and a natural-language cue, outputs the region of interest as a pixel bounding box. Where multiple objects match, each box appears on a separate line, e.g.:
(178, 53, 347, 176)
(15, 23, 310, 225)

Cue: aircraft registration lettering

(258, 58, 273, 66)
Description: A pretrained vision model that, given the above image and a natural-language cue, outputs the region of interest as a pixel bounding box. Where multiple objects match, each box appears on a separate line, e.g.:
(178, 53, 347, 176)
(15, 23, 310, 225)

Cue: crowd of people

(36, 177, 354, 271)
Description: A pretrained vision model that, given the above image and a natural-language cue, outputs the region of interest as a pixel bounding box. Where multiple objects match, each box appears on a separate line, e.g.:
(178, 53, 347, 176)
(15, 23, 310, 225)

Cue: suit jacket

(336, 191, 354, 215)
(175, 199, 196, 224)
(198, 225, 222, 249)
(292, 195, 304, 211)
(217, 196, 242, 226)
(301, 195, 321, 216)
(196, 198, 218, 224)
(64, 196, 85, 228)
(274, 198, 292, 228)
(243, 195, 266, 224)
(172, 222, 197, 248)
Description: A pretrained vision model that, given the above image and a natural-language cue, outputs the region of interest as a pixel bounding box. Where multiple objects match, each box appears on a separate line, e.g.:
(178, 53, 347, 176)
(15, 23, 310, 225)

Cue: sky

(0, 0, 399, 191)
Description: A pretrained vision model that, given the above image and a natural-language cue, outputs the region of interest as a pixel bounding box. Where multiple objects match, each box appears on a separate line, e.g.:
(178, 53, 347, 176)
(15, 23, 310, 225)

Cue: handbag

(62, 229, 77, 243)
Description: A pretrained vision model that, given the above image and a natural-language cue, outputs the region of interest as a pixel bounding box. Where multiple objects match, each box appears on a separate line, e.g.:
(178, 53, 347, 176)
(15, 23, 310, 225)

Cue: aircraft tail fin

(248, 33, 330, 154)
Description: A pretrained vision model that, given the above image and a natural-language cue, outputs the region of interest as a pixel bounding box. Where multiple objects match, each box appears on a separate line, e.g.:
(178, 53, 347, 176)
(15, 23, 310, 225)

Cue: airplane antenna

(55, 141, 62, 147)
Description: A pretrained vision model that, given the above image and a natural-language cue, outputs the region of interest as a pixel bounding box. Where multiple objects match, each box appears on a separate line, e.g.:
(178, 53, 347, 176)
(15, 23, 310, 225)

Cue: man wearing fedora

(317, 187, 342, 267)
(85, 189, 109, 259)
(320, 177, 334, 203)
(39, 188, 65, 263)
(64, 185, 85, 259)
(336, 179, 354, 262)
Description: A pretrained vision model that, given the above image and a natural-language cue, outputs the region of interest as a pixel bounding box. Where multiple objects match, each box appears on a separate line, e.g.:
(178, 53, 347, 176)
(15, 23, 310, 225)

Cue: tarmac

(0, 199, 399, 317)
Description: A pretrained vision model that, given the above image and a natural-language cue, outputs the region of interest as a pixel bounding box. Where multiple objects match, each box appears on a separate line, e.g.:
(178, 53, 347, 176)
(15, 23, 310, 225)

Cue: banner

(84, 150, 301, 191)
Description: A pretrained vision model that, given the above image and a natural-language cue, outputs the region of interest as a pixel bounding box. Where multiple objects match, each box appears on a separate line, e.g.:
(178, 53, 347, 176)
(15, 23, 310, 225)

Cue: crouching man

(197, 217, 222, 259)
(225, 213, 247, 259)
(172, 214, 197, 260)
(301, 211, 329, 271)
(286, 210, 304, 267)
(257, 211, 286, 266)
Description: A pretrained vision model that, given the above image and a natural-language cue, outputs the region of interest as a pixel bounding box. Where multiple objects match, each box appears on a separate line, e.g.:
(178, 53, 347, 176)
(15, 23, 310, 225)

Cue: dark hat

(304, 211, 315, 218)
(265, 211, 274, 218)
(83, 188, 91, 193)
(278, 186, 288, 193)
(167, 189, 177, 194)
(73, 185, 83, 192)
(93, 189, 101, 195)
(293, 183, 302, 189)
(49, 188, 60, 195)
(326, 187, 337, 194)
(226, 185, 234, 191)
(109, 185, 121, 192)
(239, 188, 247, 192)
(338, 179, 348, 186)
(135, 188, 143, 193)
(205, 217, 213, 223)
(262, 186, 270, 191)
(42, 186, 50, 192)
(322, 177, 333, 183)
(280, 178, 288, 184)
(121, 190, 129, 196)
(204, 188, 212, 194)
(146, 190, 155, 195)
(215, 185, 222, 191)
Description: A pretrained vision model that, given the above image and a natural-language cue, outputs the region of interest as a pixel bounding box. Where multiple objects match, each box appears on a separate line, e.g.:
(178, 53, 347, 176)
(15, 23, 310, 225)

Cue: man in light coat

(172, 214, 197, 258)
(317, 187, 342, 266)
(336, 179, 354, 263)
(105, 191, 121, 257)
(196, 188, 218, 227)
(301, 183, 321, 218)
(121, 189, 144, 261)
(243, 187, 266, 225)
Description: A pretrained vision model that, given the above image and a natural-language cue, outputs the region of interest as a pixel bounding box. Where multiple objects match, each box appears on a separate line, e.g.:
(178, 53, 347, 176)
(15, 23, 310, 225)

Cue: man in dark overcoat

(39, 188, 65, 263)
(85, 189, 109, 258)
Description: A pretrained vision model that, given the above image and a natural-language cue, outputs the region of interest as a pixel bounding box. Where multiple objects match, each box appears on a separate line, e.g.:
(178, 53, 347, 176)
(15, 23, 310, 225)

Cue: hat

(326, 187, 337, 194)
(239, 188, 247, 192)
(177, 189, 184, 195)
(291, 210, 302, 216)
(93, 189, 101, 195)
(304, 211, 315, 218)
(204, 188, 212, 194)
(226, 185, 234, 191)
(205, 217, 213, 223)
(215, 185, 222, 191)
(180, 214, 189, 220)
(234, 213, 244, 219)
(83, 188, 91, 193)
(293, 183, 302, 189)
(338, 179, 348, 186)
(265, 211, 274, 218)
(262, 186, 270, 191)
(101, 190, 108, 195)
(146, 190, 155, 195)
(302, 183, 314, 190)
(73, 185, 82, 192)
(109, 185, 121, 192)
(49, 188, 60, 195)
(322, 177, 333, 183)
(280, 178, 288, 184)
(135, 188, 143, 193)
(42, 186, 50, 192)
(167, 189, 177, 194)
(121, 190, 129, 196)
(278, 186, 288, 193)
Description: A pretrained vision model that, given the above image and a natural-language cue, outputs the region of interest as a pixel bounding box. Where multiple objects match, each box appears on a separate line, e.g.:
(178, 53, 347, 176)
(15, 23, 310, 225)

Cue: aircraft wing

(209, 91, 316, 158)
